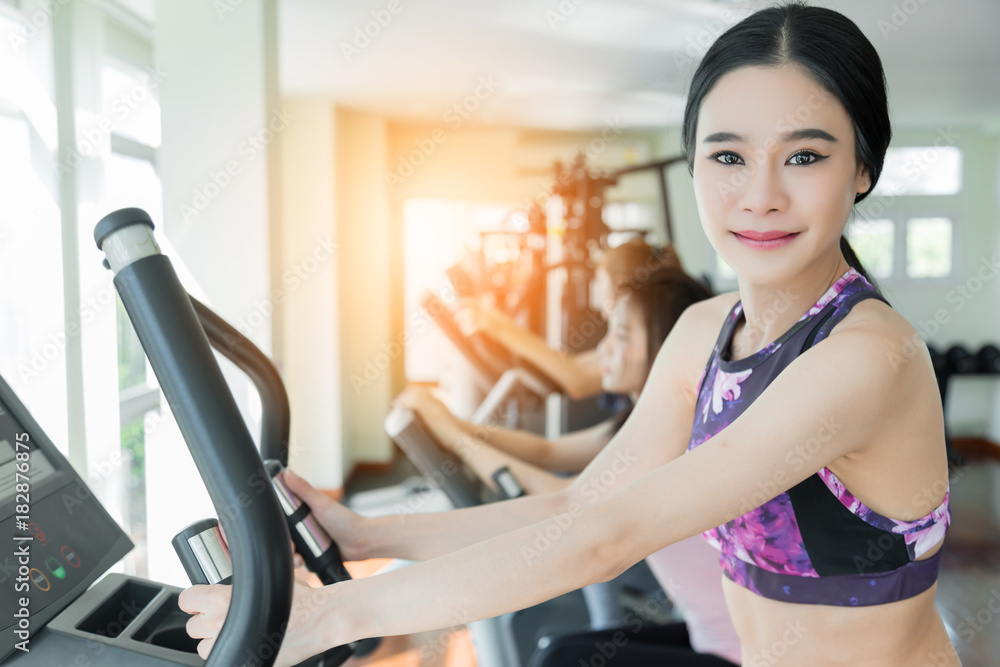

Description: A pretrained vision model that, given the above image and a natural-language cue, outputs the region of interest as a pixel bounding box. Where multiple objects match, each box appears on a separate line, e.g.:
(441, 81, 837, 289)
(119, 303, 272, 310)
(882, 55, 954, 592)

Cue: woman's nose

(739, 161, 788, 217)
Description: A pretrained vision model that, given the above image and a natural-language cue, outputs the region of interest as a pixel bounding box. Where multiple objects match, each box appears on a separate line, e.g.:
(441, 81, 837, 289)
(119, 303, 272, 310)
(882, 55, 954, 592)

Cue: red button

(28, 522, 47, 544)
(61, 546, 81, 568)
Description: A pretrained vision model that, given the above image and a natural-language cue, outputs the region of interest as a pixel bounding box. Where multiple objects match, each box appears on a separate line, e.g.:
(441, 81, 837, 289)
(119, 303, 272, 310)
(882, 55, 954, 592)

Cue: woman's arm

(461, 418, 612, 473)
(452, 439, 573, 495)
(458, 302, 604, 399)
(394, 386, 613, 472)
(282, 467, 572, 562)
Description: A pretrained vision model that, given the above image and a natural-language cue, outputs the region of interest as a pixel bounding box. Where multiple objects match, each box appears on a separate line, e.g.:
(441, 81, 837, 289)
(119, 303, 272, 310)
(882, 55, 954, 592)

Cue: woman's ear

(855, 164, 872, 198)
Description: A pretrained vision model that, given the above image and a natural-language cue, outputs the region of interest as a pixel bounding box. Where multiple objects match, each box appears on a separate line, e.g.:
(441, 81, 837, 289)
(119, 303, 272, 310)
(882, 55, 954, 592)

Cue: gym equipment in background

(420, 294, 559, 427)
(928, 342, 1000, 468)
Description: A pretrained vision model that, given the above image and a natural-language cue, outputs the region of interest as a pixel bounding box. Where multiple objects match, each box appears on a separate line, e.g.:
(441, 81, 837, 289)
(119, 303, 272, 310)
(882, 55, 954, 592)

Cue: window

(845, 218, 894, 280)
(402, 199, 477, 384)
(0, 15, 69, 450)
(906, 218, 952, 278)
(872, 146, 962, 197)
(847, 146, 962, 282)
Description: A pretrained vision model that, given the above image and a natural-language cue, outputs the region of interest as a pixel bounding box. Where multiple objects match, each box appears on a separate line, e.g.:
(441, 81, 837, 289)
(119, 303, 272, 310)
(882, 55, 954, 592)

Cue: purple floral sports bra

(687, 268, 950, 606)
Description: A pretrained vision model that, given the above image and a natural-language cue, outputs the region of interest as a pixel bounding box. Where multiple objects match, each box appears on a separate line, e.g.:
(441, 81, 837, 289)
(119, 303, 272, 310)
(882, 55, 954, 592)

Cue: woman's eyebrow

(702, 128, 838, 144)
(703, 131, 743, 144)
(783, 128, 838, 142)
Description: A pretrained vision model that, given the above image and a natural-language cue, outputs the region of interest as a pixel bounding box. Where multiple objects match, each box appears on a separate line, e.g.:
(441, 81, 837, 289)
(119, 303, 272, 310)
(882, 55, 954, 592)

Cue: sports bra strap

(802, 290, 889, 352)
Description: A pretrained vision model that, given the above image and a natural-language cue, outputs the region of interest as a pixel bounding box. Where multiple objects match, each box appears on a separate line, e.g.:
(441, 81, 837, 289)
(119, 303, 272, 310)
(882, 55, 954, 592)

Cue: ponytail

(840, 235, 882, 294)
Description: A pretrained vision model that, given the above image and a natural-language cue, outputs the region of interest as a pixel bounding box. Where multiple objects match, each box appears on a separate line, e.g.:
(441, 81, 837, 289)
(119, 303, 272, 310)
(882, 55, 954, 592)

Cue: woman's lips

(732, 230, 800, 249)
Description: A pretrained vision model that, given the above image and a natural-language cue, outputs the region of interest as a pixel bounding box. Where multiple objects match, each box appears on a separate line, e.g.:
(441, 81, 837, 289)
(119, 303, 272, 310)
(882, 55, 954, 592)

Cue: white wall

(335, 108, 395, 471)
(278, 99, 343, 489)
(156, 0, 276, 342)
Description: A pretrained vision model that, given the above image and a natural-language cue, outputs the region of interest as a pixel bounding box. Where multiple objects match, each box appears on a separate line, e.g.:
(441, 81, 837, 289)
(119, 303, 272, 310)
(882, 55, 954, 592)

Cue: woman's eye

(787, 151, 826, 166)
(711, 151, 743, 166)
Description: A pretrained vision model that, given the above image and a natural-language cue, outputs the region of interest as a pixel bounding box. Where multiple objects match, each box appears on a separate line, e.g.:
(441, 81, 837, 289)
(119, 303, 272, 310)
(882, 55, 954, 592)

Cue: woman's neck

(733, 253, 852, 359)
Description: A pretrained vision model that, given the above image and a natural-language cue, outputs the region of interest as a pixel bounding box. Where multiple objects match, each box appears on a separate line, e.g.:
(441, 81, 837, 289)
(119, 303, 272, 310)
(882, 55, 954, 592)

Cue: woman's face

(692, 65, 871, 285)
(597, 295, 648, 395)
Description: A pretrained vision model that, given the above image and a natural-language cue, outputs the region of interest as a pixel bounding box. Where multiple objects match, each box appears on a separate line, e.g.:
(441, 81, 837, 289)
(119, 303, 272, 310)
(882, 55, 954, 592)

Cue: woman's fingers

(196, 637, 216, 660)
(178, 584, 230, 616)
(185, 608, 222, 639)
(282, 469, 330, 511)
(179, 584, 232, 660)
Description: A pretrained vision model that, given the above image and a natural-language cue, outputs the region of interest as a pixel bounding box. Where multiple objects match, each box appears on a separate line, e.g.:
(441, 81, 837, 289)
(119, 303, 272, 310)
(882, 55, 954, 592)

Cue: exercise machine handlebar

(95, 207, 294, 667)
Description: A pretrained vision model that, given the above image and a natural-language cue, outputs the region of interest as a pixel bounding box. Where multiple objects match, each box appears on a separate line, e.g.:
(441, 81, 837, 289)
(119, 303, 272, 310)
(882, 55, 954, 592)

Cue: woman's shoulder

(678, 291, 742, 335)
(666, 292, 741, 367)
(814, 296, 935, 396)
(826, 296, 918, 351)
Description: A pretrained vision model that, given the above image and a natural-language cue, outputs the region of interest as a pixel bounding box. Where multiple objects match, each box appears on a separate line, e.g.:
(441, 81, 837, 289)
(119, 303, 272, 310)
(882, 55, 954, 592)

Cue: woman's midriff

(722, 577, 960, 666)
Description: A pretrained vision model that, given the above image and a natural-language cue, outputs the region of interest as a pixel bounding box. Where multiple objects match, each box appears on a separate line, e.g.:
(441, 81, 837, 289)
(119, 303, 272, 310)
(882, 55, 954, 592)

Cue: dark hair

(681, 3, 890, 286)
(610, 267, 713, 433)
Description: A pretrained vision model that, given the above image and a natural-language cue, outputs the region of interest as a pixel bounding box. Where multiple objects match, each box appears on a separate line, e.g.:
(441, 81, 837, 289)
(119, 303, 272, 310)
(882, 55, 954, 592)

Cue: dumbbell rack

(929, 344, 1000, 465)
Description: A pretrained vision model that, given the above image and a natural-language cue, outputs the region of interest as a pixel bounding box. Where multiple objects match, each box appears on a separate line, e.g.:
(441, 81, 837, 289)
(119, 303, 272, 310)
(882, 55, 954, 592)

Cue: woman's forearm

(338, 495, 623, 646)
(357, 487, 570, 561)
(452, 418, 557, 469)
(451, 437, 573, 495)
(485, 319, 602, 400)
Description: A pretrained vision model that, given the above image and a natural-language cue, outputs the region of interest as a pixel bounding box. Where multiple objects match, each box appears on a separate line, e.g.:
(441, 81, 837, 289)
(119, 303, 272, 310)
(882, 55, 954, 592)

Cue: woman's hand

(454, 299, 496, 337)
(392, 385, 454, 425)
(179, 578, 346, 666)
(282, 469, 368, 562)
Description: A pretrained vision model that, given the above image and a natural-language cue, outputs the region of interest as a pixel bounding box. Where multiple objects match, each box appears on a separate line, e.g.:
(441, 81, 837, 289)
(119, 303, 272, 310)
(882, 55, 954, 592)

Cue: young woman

(394, 267, 711, 497)
(456, 239, 683, 399)
(181, 5, 956, 665)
